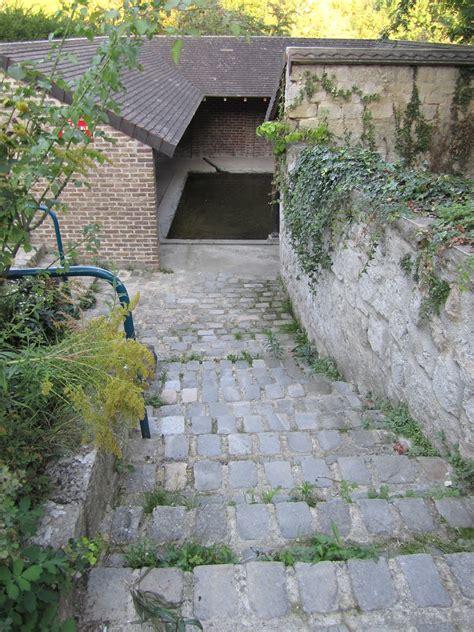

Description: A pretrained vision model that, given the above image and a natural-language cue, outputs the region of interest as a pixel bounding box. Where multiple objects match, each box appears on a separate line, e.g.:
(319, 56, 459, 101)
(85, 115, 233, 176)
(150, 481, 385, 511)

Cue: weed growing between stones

(340, 480, 358, 503)
(144, 393, 164, 407)
(364, 398, 439, 457)
(368, 485, 390, 500)
(143, 489, 196, 514)
(290, 481, 321, 507)
(226, 351, 259, 364)
(444, 444, 474, 495)
(125, 541, 237, 571)
(263, 329, 284, 359)
(260, 487, 283, 503)
(262, 525, 377, 566)
(395, 528, 474, 556)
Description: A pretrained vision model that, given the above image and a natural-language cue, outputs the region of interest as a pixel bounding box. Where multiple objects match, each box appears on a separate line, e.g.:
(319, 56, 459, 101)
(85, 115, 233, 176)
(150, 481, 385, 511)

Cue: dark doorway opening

(167, 172, 273, 240)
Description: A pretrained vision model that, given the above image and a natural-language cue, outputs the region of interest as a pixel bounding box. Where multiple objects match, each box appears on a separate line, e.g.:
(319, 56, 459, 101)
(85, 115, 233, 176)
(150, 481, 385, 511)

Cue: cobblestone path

(81, 262, 474, 631)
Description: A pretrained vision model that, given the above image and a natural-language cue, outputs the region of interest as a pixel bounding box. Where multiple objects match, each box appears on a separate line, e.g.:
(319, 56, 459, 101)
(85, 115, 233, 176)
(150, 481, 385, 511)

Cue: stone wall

(280, 200, 474, 457)
(176, 97, 272, 158)
(285, 47, 474, 175)
(31, 126, 160, 269)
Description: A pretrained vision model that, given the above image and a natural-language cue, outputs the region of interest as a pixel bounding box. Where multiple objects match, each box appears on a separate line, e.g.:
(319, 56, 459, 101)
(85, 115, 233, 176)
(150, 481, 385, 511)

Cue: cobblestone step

(80, 267, 473, 630)
(81, 553, 474, 631)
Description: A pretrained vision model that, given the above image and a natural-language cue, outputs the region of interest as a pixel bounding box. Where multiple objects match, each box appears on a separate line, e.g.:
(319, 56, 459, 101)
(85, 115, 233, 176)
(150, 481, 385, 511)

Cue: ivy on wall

(284, 144, 473, 316)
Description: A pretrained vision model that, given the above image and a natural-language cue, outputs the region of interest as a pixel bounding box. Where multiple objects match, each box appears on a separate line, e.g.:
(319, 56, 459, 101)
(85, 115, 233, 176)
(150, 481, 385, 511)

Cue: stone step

(109, 495, 474, 553)
(81, 553, 474, 631)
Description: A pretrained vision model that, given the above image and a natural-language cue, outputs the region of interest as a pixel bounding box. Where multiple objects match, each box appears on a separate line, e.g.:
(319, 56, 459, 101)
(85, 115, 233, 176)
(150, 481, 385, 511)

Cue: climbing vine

(284, 144, 473, 317)
(449, 67, 474, 170)
(288, 70, 380, 151)
(393, 69, 432, 166)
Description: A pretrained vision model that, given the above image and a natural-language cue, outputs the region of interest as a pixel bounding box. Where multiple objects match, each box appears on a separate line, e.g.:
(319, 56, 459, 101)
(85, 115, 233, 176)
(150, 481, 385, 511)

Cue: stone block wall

(285, 48, 474, 175)
(31, 126, 160, 269)
(280, 206, 474, 457)
(176, 97, 272, 158)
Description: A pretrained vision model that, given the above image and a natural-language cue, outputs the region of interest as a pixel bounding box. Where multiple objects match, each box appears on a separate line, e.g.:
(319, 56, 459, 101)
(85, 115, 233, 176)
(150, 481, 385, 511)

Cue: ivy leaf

(171, 40, 183, 65)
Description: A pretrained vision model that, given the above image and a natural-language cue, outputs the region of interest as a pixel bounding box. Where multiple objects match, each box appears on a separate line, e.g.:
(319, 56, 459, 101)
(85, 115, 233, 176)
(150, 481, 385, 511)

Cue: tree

(0, 3, 94, 41)
(382, 0, 474, 43)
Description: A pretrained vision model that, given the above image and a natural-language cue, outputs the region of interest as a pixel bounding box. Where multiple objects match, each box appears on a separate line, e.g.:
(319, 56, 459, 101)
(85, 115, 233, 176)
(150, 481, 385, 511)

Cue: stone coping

(286, 45, 474, 67)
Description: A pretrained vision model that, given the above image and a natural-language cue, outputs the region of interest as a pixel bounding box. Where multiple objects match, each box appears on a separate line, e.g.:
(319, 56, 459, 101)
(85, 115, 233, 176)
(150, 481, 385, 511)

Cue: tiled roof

(0, 36, 470, 156)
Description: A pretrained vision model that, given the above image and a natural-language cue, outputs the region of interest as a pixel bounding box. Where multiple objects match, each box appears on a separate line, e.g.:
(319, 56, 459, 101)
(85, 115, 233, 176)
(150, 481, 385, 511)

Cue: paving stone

(295, 413, 318, 430)
(265, 383, 285, 399)
(193, 565, 238, 620)
(395, 498, 435, 533)
(350, 429, 376, 448)
(195, 504, 228, 544)
(434, 497, 474, 528)
(164, 435, 189, 460)
(164, 462, 187, 491)
(182, 387, 198, 403)
(416, 625, 455, 632)
(348, 558, 398, 611)
(217, 415, 237, 434)
(136, 568, 184, 605)
(160, 416, 185, 435)
(318, 500, 351, 537)
(246, 562, 289, 618)
(371, 455, 416, 484)
(236, 503, 270, 540)
(338, 457, 371, 485)
(202, 385, 219, 403)
(301, 457, 332, 488)
(358, 499, 398, 535)
(194, 460, 222, 491)
(287, 431, 313, 453)
(267, 412, 290, 431)
(228, 433, 252, 456)
(191, 416, 213, 434)
(264, 461, 294, 488)
(275, 501, 313, 539)
(123, 463, 156, 494)
(223, 386, 241, 402)
(296, 561, 338, 613)
(446, 553, 474, 598)
(151, 506, 187, 543)
(243, 415, 264, 432)
(288, 383, 305, 398)
(397, 554, 451, 607)
(258, 432, 281, 455)
(161, 388, 177, 404)
(197, 434, 221, 457)
(416, 456, 449, 482)
(110, 506, 143, 544)
(317, 430, 342, 451)
(85, 568, 135, 622)
(229, 461, 258, 488)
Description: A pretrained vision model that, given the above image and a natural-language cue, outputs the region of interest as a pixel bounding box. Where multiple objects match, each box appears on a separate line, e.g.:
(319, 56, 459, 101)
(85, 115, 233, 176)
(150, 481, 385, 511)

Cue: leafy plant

(0, 465, 99, 631)
(310, 356, 344, 381)
(144, 394, 164, 408)
(365, 399, 439, 457)
(367, 485, 390, 500)
(256, 120, 332, 156)
(260, 487, 282, 504)
(226, 351, 258, 364)
(263, 329, 284, 359)
(125, 541, 237, 571)
(340, 480, 358, 503)
(132, 580, 202, 631)
(291, 481, 320, 507)
(143, 489, 194, 514)
(263, 524, 376, 566)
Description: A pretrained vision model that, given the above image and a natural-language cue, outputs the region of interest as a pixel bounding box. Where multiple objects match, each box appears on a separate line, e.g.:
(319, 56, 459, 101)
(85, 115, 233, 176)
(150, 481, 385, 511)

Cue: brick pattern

(176, 97, 272, 158)
(31, 127, 159, 268)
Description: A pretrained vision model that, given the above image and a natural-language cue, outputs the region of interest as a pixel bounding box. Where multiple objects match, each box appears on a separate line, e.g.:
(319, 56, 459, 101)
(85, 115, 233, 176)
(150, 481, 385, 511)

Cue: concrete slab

(160, 243, 280, 278)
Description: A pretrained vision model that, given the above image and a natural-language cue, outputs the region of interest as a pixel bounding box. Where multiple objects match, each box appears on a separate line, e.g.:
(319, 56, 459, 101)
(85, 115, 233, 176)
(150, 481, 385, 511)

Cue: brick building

(1, 36, 470, 267)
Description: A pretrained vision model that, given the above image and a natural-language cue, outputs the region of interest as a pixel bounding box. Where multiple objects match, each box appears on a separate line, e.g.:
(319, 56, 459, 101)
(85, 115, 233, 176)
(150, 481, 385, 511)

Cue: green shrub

(0, 465, 99, 631)
(0, 4, 92, 41)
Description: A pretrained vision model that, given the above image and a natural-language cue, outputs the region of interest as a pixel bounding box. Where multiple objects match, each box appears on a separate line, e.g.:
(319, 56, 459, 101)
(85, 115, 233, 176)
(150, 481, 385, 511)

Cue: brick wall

(31, 127, 160, 268)
(176, 97, 272, 157)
